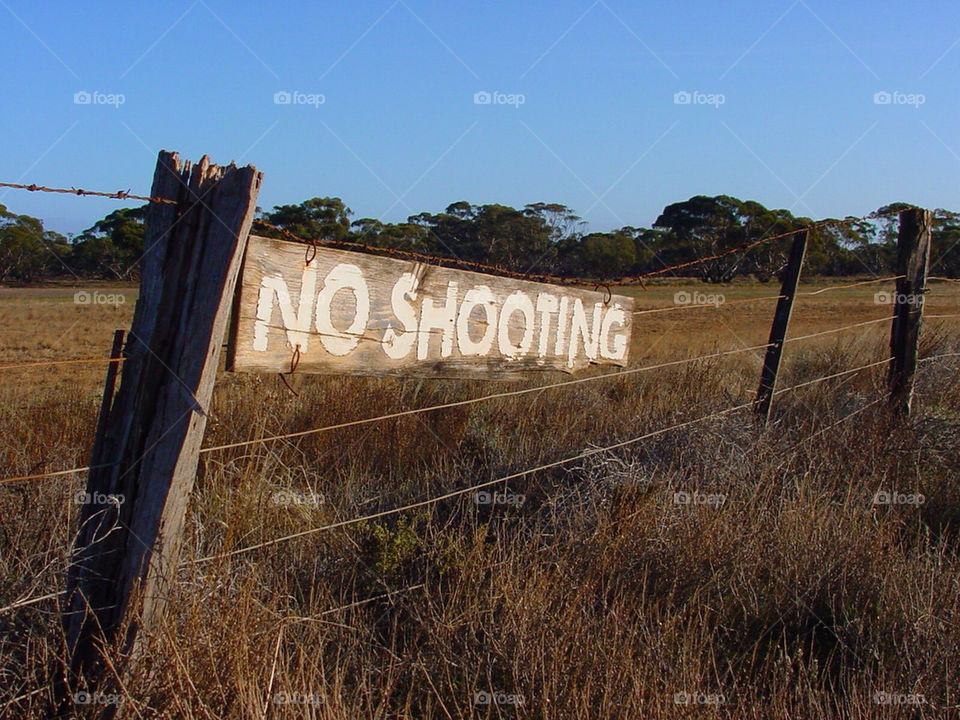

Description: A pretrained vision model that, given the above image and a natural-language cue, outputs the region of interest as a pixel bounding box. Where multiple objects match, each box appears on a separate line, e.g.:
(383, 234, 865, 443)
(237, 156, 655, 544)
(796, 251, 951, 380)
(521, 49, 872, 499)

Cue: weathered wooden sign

(227, 234, 633, 378)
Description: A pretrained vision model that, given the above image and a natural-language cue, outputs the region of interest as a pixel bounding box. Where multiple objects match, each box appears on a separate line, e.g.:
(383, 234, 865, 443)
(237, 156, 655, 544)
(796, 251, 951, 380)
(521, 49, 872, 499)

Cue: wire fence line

(6, 353, 956, 618)
(249, 206, 912, 288)
(795, 276, 905, 295)
(0, 183, 954, 568)
(190, 356, 905, 566)
(0, 176, 917, 289)
(0, 306, 952, 380)
(0, 181, 177, 205)
(631, 294, 785, 316)
(191, 399, 760, 565)
(0, 357, 125, 372)
(0, 332, 960, 621)
(0, 342, 775, 485)
(2, 309, 959, 485)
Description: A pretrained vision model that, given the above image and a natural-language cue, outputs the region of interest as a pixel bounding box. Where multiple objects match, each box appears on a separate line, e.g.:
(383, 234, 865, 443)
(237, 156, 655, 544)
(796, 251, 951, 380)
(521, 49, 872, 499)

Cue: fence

(0, 153, 958, 716)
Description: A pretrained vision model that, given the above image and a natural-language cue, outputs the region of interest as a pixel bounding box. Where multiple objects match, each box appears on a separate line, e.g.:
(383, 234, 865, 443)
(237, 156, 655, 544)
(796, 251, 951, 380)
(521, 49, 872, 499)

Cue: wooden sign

(227, 234, 633, 378)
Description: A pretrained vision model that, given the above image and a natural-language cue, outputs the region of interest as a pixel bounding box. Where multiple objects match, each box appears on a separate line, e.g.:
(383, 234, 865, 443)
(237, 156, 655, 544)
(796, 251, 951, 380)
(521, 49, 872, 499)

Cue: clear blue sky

(1, 0, 958, 237)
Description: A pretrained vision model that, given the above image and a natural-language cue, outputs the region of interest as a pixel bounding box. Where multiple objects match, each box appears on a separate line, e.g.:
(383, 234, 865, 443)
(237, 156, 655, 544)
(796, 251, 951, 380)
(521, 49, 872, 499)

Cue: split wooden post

(61, 151, 261, 708)
(755, 230, 808, 423)
(888, 208, 932, 416)
(88, 329, 125, 464)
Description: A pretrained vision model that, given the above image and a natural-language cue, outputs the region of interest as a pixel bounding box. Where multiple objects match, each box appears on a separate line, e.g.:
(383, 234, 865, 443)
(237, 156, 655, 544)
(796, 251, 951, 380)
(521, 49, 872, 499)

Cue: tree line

(2, 195, 958, 283)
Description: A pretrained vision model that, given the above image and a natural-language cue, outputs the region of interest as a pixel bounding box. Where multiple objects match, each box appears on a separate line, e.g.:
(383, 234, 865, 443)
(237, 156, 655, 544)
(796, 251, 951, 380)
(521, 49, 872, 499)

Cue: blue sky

(1, 0, 958, 237)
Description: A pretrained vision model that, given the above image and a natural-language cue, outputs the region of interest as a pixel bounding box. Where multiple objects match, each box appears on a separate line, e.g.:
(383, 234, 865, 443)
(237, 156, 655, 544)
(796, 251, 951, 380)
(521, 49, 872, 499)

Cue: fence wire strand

(631, 295, 784, 316)
(0, 181, 176, 204)
(0, 357, 125, 372)
(191, 399, 759, 565)
(250, 205, 912, 289)
(0, 175, 927, 289)
(2, 352, 956, 609)
(192, 356, 905, 566)
(796, 276, 905, 295)
(197, 343, 774, 455)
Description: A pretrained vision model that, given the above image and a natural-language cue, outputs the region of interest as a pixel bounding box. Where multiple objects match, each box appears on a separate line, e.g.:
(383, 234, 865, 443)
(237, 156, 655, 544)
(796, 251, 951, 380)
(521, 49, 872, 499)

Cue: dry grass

(1, 280, 959, 718)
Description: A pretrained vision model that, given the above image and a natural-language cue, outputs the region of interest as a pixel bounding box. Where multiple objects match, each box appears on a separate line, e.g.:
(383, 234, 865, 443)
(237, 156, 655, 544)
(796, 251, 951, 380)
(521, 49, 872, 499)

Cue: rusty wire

(251, 205, 914, 289)
(0, 176, 920, 288)
(0, 181, 177, 205)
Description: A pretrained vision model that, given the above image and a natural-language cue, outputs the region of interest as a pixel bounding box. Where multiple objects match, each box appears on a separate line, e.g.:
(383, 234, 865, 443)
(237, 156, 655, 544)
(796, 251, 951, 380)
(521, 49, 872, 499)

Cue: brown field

(1, 279, 959, 719)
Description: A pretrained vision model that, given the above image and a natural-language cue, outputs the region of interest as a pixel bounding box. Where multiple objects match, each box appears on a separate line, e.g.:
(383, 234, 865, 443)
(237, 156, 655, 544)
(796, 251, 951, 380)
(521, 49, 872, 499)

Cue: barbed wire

(251, 206, 915, 289)
(0, 181, 177, 205)
(0, 177, 929, 290)
(617, 206, 912, 285)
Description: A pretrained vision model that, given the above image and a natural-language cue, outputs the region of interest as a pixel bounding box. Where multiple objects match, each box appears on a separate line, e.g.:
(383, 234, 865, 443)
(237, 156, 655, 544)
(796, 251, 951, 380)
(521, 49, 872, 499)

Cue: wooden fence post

(755, 230, 808, 423)
(888, 208, 932, 416)
(60, 151, 261, 712)
(89, 330, 124, 464)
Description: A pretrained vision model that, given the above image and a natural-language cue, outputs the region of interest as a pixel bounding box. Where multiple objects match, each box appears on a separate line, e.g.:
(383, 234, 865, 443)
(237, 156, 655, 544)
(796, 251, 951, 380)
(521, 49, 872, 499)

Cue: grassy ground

(0, 279, 958, 718)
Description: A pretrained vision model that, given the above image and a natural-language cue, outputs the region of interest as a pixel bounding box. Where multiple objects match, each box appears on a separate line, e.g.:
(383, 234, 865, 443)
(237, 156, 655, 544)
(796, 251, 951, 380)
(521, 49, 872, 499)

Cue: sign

(228, 235, 633, 378)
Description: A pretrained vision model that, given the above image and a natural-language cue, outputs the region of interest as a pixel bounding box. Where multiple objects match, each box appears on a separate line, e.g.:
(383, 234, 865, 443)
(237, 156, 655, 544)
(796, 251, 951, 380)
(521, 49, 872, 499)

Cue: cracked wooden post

(889, 208, 931, 416)
(59, 151, 261, 715)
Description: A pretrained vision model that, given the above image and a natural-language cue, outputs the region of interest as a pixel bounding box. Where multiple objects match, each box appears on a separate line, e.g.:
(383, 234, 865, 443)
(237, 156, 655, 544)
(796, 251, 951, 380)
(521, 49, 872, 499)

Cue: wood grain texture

(63, 151, 262, 707)
(228, 235, 634, 379)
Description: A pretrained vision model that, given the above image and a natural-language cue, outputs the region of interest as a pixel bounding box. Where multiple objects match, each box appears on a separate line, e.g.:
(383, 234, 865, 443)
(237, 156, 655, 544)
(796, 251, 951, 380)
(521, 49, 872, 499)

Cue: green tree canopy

(71, 205, 147, 278)
(263, 197, 352, 242)
(0, 204, 69, 282)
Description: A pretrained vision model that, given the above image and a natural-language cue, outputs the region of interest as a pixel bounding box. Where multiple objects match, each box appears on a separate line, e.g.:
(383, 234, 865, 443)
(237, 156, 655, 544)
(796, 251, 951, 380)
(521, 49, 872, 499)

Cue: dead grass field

(0, 279, 959, 719)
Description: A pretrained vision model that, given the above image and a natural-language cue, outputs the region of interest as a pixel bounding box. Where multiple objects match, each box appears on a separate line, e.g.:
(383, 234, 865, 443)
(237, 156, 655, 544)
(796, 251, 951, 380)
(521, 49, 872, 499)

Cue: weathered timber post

(60, 151, 261, 712)
(888, 208, 932, 415)
(89, 329, 124, 464)
(755, 230, 808, 424)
